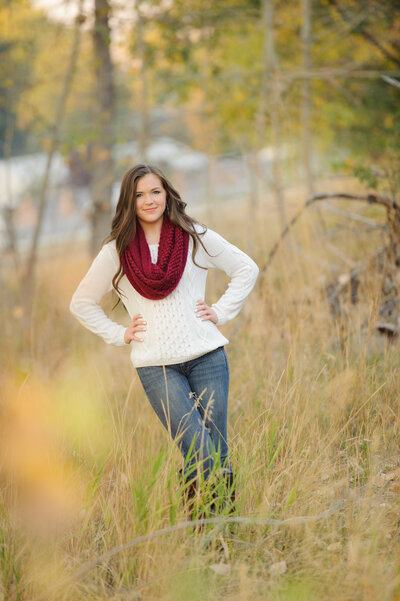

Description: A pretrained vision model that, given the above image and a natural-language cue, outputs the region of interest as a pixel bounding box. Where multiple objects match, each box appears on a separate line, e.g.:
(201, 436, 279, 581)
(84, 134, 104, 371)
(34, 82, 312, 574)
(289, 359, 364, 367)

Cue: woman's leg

(184, 347, 232, 475)
(136, 363, 217, 479)
(184, 347, 235, 514)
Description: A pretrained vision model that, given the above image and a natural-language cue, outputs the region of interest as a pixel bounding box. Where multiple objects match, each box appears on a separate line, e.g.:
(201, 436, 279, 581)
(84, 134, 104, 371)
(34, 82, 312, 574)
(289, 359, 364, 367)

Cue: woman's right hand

(124, 314, 147, 344)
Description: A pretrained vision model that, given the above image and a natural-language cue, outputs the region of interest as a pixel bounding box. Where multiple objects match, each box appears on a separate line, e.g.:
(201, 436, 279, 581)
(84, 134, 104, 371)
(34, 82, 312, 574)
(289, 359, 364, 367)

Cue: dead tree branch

(320, 200, 385, 226)
(381, 74, 400, 89)
(327, 0, 400, 68)
(259, 192, 394, 279)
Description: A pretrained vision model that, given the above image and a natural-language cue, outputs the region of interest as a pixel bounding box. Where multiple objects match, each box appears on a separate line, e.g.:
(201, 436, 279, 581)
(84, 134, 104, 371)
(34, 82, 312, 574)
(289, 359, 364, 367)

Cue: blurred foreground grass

(1, 179, 399, 600)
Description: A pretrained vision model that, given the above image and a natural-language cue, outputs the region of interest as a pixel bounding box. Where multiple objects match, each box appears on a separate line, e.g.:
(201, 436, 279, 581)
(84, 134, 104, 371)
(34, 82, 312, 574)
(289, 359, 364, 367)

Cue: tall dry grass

(1, 179, 399, 601)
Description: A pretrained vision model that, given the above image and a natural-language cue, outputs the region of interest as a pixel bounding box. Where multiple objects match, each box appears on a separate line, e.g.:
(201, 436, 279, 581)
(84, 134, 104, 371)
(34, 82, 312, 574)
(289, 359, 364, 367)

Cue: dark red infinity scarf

(121, 216, 189, 300)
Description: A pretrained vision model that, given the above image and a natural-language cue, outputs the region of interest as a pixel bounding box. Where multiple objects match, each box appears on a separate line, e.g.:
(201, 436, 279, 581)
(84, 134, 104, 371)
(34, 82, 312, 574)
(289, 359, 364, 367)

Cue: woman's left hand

(195, 300, 218, 324)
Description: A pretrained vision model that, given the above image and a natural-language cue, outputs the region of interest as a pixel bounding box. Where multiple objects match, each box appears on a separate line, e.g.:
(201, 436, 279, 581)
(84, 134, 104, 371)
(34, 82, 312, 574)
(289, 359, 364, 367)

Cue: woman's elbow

(250, 260, 260, 285)
(69, 294, 80, 317)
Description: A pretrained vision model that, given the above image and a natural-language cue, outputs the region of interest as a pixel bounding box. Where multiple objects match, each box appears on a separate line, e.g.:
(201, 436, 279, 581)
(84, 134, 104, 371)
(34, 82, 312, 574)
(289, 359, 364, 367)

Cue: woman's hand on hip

(195, 300, 218, 324)
(124, 313, 147, 344)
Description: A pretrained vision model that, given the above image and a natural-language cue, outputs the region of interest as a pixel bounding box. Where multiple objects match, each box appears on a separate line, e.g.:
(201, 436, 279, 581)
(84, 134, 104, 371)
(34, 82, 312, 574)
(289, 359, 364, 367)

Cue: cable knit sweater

(69, 224, 259, 368)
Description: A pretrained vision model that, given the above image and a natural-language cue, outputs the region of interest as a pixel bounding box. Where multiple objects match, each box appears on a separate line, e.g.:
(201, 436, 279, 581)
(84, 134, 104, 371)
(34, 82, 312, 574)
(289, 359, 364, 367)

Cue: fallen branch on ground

(27, 473, 396, 601)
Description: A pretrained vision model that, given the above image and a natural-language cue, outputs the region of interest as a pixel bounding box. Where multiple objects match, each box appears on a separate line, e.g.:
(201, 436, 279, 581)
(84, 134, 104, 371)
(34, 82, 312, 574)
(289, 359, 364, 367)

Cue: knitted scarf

(121, 216, 189, 300)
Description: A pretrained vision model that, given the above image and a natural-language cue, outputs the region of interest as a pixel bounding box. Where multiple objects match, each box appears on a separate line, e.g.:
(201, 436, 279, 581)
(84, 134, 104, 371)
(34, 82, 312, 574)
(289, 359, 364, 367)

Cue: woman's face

(135, 173, 167, 229)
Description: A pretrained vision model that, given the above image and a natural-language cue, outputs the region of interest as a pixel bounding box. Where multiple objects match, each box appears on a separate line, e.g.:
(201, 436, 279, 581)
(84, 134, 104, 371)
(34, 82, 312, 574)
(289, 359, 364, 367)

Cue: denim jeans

(136, 346, 232, 480)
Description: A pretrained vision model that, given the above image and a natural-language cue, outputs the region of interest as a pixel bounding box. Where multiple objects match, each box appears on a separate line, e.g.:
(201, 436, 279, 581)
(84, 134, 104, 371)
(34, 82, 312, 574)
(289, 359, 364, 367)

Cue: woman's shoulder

(193, 221, 207, 236)
(102, 238, 117, 251)
(99, 239, 120, 267)
(191, 223, 229, 255)
(192, 221, 222, 241)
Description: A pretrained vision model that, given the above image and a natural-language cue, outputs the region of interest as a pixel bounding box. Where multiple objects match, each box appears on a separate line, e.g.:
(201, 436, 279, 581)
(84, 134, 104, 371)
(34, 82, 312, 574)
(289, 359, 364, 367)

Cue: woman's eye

(154, 190, 160, 195)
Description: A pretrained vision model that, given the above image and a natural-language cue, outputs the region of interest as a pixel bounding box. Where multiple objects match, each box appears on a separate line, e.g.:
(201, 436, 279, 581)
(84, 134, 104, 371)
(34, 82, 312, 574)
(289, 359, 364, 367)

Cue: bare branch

(292, 242, 340, 272)
(320, 200, 383, 226)
(325, 241, 357, 267)
(259, 192, 397, 279)
(327, 0, 400, 68)
(381, 75, 400, 89)
(376, 322, 400, 335)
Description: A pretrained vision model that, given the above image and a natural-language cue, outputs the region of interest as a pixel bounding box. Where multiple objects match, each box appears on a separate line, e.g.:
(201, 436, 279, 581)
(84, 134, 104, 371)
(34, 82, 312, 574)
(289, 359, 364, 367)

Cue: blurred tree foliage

(127, 0, 399, 158)
(316, 0, 400, 158)
(0, 0, 91, 156)
(0, 0, 399, 162)
(0, 0, 45, 156)
(128, 0, 265, 153)
(0, 0, 130, 158)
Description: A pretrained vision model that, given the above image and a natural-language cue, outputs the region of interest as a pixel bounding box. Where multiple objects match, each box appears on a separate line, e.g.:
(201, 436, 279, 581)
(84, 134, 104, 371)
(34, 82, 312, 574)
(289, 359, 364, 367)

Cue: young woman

(69, 163, 259, 514)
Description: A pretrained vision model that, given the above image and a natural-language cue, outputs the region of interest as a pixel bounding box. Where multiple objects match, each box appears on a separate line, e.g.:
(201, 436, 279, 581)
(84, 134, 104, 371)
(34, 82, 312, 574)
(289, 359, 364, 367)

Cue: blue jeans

(137, 346, 232, 480)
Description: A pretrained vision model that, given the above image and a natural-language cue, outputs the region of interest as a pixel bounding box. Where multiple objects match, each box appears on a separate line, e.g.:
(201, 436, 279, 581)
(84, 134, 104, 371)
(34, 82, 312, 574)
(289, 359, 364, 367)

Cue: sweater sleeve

(69, 244, 130, 347)
(198, 227, 259, 325)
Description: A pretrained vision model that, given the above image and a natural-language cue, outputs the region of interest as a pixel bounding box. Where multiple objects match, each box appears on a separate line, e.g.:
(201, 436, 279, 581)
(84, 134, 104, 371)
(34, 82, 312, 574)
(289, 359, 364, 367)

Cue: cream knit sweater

(69, 224, 259, 368)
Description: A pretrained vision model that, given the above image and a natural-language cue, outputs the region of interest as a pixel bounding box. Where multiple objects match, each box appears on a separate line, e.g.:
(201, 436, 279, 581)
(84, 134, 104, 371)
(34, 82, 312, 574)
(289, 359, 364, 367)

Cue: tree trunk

(91, 0, 115, 256)
(257, 0, 287, 230)
(254, 0, 270, 211)
(3, 134, 20, 271)
(136, 5, 149, 160)
(301, 0, 314, 197)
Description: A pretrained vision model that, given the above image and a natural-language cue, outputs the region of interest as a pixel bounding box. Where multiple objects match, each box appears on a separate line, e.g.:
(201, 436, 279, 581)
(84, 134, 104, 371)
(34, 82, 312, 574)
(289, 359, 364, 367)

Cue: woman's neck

(138, 217, 163, 244)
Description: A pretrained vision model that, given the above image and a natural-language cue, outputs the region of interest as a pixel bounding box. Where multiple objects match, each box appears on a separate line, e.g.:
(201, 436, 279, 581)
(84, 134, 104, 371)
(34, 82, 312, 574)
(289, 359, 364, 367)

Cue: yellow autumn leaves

(0, 365, 113, 537)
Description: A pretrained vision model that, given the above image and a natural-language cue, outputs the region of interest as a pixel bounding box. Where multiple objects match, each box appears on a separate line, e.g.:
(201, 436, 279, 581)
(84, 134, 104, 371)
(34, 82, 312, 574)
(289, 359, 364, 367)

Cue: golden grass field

(1, 178, 399, 601)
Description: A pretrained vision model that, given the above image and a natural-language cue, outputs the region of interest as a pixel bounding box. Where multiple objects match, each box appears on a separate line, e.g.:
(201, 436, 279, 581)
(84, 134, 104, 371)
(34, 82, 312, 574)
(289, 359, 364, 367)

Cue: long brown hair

(101, 163, 209, 308)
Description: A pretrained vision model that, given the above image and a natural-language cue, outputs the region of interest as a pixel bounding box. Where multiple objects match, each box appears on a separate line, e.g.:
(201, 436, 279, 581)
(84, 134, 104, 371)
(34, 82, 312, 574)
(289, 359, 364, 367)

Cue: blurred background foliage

(0, 0, 398, 159)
